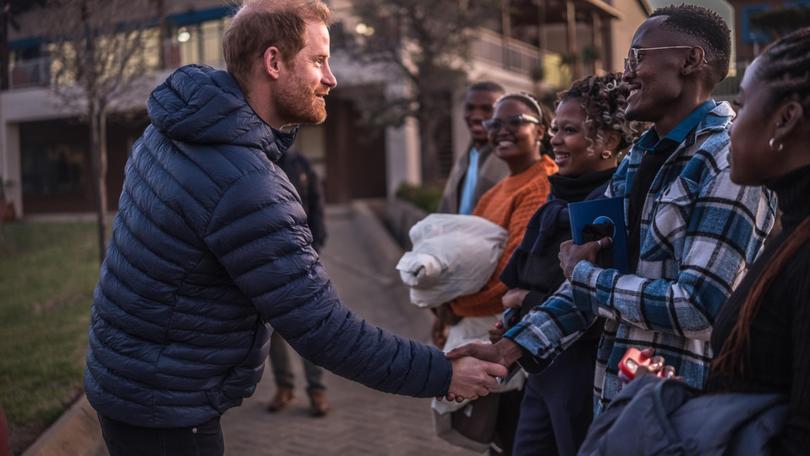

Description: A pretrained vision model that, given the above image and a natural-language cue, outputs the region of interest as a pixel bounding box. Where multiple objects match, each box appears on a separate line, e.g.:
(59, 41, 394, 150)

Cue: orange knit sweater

(451, 155, 558, 317)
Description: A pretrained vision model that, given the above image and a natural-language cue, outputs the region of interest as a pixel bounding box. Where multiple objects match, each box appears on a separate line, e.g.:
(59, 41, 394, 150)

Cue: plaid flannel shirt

(504, 101, 777, 414)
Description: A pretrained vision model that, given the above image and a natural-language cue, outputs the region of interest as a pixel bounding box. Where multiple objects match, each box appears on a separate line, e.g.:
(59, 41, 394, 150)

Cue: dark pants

(491, 388, 525, 455)
(513, 334, 598, 456)
(269, 331, 325, 391)
(98, 414, 224, 456)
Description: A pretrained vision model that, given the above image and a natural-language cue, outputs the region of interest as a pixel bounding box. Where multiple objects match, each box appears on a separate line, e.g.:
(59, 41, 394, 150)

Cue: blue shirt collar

(637, 100, 718, 154)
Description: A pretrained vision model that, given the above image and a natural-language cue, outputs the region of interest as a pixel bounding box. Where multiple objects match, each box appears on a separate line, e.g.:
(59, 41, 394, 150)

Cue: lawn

(0, 222, 99, 454)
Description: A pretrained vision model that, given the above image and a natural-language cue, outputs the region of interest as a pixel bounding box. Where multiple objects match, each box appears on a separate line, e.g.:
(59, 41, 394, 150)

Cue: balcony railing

(472, 28, 542, 77)
(9, 57, 51, 89)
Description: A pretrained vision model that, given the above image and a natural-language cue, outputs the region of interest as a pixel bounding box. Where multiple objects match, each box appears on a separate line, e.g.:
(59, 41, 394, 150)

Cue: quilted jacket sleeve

(203, 170, 452, 397)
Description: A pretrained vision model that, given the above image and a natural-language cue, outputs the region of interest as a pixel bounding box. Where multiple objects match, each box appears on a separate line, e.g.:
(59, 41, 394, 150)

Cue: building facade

(1, 0, 647, 217)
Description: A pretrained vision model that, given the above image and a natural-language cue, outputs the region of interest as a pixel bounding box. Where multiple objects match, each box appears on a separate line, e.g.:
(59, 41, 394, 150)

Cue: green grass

(0, 222, 99, 454)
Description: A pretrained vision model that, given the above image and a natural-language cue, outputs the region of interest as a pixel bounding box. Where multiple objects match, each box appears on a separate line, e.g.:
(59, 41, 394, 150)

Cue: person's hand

(502, 288, 529, 309)
(488, 321, 505, 344)
(623, 348, 681, 383)
(431, 315, 447, 348)
(446, 339, 523, 368)
(445, 356, 508, 402)
(558, 237, 611, 280)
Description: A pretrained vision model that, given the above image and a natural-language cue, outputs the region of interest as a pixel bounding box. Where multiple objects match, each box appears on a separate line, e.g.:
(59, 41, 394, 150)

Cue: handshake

(443, 339, 524, 402)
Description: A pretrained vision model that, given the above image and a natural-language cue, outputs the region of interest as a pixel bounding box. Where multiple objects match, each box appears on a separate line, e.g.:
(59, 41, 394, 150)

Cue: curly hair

(495, 92, 554, 156)
(557, 73, 641, 154)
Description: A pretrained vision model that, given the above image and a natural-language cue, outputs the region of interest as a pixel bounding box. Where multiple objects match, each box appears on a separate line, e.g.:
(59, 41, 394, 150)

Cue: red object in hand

(619, 348, 675, 381)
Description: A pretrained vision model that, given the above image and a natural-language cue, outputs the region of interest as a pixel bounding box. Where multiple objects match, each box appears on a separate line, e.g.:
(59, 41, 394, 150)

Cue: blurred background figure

(268, 148, 330, 417)
(439, 81, 509, 216)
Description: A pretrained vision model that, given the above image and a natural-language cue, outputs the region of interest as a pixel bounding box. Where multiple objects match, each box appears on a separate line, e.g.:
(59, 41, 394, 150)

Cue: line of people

(81, 0, 810, 454)
(435, 5, 810, 455)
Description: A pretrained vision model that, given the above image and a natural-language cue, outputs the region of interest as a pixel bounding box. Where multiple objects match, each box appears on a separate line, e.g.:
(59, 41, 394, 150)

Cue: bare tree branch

(346, 0, 499, 182)
(43, 0, 156, 263)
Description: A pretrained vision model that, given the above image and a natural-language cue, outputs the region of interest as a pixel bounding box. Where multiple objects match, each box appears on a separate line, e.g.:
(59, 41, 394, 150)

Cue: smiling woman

(497, 73, 639, 456)
(435, 92, 557, 454)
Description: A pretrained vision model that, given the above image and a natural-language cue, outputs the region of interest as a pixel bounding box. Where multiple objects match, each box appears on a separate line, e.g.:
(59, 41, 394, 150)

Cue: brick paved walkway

(221, 203, 479, 455)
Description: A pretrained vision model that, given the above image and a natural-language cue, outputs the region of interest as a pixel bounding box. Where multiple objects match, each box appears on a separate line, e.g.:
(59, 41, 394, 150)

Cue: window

(741, 5, 771, 44)
(21, 143, 89, 196)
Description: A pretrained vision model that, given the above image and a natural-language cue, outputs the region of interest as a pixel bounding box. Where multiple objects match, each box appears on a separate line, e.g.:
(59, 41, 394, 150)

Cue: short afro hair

(650, 4, 731, 85)
(468, 81, 505, 94)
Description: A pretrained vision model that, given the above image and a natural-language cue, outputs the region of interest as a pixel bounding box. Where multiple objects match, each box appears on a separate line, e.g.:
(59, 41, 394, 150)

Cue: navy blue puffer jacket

(84, 65, 452, 428)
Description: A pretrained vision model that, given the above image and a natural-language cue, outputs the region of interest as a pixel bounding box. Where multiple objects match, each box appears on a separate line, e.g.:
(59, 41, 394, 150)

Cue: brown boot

(267, 386, 294, 413)
(308, 389, 330, 417)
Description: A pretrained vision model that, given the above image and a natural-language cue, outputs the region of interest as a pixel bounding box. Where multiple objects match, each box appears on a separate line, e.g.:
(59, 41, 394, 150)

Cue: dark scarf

(548, 168, 617, 203)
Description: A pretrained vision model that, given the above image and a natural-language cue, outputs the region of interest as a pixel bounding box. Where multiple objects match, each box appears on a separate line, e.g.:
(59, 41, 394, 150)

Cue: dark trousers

(98, 414, 224, 456)
(269, 331, 325, 391)
(513, 335, 598, 456)
(492, 388, 525, 455)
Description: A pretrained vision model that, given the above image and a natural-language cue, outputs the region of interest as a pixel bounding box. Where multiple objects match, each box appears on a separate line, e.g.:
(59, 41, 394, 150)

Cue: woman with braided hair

(492, 73, 640, 456)
(708, 27, 810, 455)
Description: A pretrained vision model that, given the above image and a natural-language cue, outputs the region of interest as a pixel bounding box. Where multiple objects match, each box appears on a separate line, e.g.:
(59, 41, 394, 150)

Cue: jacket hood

(147, 64, 295, 161)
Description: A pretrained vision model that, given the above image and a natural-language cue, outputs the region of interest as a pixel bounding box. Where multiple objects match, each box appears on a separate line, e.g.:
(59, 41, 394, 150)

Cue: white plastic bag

(396, 214, 507, 308)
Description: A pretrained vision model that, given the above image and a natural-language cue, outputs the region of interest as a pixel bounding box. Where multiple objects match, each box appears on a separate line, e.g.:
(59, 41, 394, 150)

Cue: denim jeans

(98, 414, 224, 456)
(269, 331, 325, 391)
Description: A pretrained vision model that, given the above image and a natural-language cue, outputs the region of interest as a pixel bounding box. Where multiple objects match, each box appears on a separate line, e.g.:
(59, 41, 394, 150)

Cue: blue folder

(568, 196, 631, 273)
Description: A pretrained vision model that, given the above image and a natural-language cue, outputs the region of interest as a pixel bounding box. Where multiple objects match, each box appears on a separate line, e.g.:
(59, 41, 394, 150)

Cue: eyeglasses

(483, 114, 541, 133)
(623, 46, 708, 73)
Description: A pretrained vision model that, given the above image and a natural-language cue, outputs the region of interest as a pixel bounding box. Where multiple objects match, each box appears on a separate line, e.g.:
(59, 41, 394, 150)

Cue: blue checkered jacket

(504, 102, 777, 413)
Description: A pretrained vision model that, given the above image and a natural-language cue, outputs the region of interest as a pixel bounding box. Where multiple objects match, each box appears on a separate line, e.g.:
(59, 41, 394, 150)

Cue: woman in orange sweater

(434, 92, 556, 455)
(434, 93, 556, 328)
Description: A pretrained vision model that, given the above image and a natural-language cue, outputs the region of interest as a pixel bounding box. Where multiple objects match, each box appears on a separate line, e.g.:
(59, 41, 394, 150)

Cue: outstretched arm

(204, 170, 504, 398)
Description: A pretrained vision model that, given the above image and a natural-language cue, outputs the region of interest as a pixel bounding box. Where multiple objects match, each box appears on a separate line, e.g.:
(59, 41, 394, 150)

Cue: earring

(769, 138, 784, 152)
(601, 151, 613, 160)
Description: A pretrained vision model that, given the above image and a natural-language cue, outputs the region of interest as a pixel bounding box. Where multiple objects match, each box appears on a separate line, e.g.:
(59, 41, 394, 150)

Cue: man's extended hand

(446, 339, 523, 368)
(446, 356, 508, 402)
(558, 237, 611, 280)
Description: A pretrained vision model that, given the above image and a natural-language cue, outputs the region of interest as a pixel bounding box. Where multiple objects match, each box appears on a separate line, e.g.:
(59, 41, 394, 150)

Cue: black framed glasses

(623, 46, 708, 73)
(483, 114, 541, 133)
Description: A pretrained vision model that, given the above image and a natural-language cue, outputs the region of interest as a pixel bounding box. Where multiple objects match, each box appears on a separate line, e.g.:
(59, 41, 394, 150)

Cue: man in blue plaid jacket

(448, 5, 777, 413)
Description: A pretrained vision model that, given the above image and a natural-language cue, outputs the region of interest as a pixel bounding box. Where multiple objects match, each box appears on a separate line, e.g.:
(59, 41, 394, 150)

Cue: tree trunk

(1, 0, 9, 91)
(152, 0, 166, 69)
(89, 103, 108, 264)
(418, 112, 441, 184)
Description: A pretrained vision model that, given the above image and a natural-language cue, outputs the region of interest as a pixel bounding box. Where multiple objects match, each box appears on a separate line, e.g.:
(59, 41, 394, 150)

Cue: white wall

(610, 0, 651, 72)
